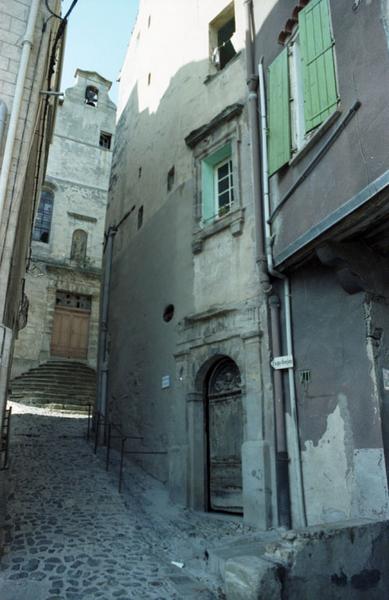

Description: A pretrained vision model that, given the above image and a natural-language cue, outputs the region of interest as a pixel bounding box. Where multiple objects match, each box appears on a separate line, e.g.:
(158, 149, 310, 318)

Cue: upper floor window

(32, 189, 54, 243)
(167, 166, 175, 192)
(268, 0, 339, 175)
(137, 206, 144, 230)
(201, 142, 234, 224)
(71, 229, 88, 262)
(210, 3, 237, 70)
(99, 131, 112, 149)
(85, 85, 98, 107)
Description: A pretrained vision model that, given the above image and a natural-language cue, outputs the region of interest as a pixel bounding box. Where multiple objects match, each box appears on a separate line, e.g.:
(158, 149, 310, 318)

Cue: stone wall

(106, 0, 278, 527)
(12, 70, 116, 375)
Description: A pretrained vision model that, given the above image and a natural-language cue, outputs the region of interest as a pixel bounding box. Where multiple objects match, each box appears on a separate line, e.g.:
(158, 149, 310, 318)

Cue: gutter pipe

(97, 205, 136, 421)
(244, 0, 292, 528)
(244, 0, 270, 290)
(0, 101, 7, 149)
(97, 227, 116, 418)
(258, 61, 307, 528)
(0, 0, 40, 232)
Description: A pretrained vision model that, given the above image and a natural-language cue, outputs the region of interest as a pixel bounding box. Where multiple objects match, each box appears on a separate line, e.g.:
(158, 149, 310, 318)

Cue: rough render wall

(106, 0, 276, 504)
(12, 265, 101, 376)
(225, 519, 389, 599)
(12, 72, 116, 375)
(289, 261, 389, 525)
(255, 0, 389, 259)
(0, 0, 61, 326)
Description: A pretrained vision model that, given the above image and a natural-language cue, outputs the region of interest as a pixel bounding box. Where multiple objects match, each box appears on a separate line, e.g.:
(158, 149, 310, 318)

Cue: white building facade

(12, 70, 116, 376)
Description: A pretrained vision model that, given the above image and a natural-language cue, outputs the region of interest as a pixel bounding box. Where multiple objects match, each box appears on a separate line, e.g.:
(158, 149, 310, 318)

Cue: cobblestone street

(0, 402, 257, 600)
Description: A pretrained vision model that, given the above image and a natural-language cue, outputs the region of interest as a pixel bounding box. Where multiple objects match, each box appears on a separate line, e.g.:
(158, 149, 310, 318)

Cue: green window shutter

(268, 48, 291, 176)
(299, 0, 338, 132)
(201, 161, 215, 224)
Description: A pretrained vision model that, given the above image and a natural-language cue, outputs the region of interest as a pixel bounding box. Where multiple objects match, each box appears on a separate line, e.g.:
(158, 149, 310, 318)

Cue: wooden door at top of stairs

(207, 357, 243, 514)
(51, 306, 90, 359)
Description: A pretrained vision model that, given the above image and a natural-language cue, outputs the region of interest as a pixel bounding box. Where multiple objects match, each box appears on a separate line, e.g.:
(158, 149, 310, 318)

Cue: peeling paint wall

(289, 261, 389, 525)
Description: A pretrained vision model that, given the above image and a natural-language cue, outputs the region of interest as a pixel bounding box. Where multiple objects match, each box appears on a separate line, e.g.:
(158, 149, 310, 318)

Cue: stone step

(11, 380, 96, 391)
(15, 400, 91, 413)
(23, 362, 95, 373)
(10, 388, 94, 398)
(205, 531, 281, 580)
(10, 361, 97, 409)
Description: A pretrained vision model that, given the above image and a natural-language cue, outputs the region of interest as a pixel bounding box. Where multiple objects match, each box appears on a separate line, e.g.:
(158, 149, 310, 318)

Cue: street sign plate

(271, 355, 294, 370)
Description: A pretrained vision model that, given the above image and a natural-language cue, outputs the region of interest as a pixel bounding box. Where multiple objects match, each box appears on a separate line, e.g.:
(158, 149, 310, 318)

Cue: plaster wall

(289, 261, 389, 525)
(254, 0, 389, 264)
(106, 0, 278, 525)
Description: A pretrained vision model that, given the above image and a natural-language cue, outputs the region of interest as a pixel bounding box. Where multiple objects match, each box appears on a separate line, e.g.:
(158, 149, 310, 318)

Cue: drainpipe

(244, 0, 270, 291)
(244, 0, 292, 528)
(0, 101, 7, 149)
(258, 61, 307, 528)
(0, 0, 41, 231)
(97, 227, 116, 418)
(269, 294, 291, 528)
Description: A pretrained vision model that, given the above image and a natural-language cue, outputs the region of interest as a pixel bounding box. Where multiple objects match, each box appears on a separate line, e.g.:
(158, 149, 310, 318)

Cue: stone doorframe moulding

(176, 333, 275, 529)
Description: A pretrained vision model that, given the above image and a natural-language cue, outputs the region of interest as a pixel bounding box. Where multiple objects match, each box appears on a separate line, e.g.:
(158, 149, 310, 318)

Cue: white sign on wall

(271, 355, 294, 370)
(161, 375, 171, 389)
(383, 369, 389, 391)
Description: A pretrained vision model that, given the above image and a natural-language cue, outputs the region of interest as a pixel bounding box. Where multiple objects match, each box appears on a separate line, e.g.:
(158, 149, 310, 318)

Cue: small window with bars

(99, 131, 112, 149)
(32, 189, 54, 243)
(214, 158, 234, 218)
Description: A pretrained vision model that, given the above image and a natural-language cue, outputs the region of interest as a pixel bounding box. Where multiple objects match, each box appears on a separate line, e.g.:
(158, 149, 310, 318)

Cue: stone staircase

(9, 360, 96, 411)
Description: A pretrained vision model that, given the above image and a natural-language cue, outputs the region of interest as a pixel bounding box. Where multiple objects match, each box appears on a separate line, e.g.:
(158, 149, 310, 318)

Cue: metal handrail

(1, 406, 12, 470)
(86, 408, 167, 492)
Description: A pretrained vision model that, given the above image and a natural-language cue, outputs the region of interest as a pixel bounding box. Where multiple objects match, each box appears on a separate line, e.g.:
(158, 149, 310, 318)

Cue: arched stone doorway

(205, 356, 243, 513)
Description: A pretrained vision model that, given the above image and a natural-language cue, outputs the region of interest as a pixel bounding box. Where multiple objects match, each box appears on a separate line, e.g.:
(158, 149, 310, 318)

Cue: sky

(60, 0, 140, 104)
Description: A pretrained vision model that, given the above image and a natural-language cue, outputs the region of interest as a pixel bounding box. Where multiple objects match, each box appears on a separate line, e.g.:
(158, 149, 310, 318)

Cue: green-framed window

(201, 142, 234, 224)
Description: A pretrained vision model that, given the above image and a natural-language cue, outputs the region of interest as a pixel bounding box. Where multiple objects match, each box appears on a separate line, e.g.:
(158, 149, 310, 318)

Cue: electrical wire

(28, 0, 80, 266)
(45, 0, 62, 20)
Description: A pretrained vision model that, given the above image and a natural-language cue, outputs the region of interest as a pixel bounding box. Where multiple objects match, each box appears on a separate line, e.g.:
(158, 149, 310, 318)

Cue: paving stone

(0, 402, 260, 599)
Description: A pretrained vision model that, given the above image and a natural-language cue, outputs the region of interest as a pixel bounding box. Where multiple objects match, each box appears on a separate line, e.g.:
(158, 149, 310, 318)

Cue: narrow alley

(0, 402, 259, 600)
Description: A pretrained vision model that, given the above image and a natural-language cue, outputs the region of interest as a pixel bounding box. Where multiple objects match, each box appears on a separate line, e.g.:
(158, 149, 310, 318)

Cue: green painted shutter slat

(201, 161, 214, 223)
(268, 48, 291, 176)
(299, 0, 338, 132)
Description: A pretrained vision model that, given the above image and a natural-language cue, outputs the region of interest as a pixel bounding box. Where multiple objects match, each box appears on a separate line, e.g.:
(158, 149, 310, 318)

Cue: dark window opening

(148, 15, 151, 28)
(137, 206, 144, 230)
(210, 5, 237, 71)
(217, 17, 236, 69)
(147, 73, 151, 86)
(163, 304, 175, 322)
(167, 166, 175, 191)
(32, 189, 54, 243)
(99, 131, 112, 149)
(85, 85, 98, 107)
(56, 290, 91, 311)
(138, 167, 142, 178)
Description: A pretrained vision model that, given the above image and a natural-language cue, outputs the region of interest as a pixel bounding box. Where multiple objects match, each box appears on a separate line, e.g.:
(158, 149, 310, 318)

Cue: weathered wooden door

(207, 358, 243, 513)
(51, 292, 91, 359)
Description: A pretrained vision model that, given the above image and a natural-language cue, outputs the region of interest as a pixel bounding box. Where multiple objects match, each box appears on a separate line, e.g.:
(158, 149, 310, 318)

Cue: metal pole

(87, 403, 91, 441)
(269, 295, 291, 528)
(119, 437, 126, 493)
(106, 423, 111, 471)
(94, 412, 100, 454)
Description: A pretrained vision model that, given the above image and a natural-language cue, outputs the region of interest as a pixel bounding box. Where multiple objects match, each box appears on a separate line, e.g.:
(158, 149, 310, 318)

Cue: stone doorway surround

(173, 303, 276, 529)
